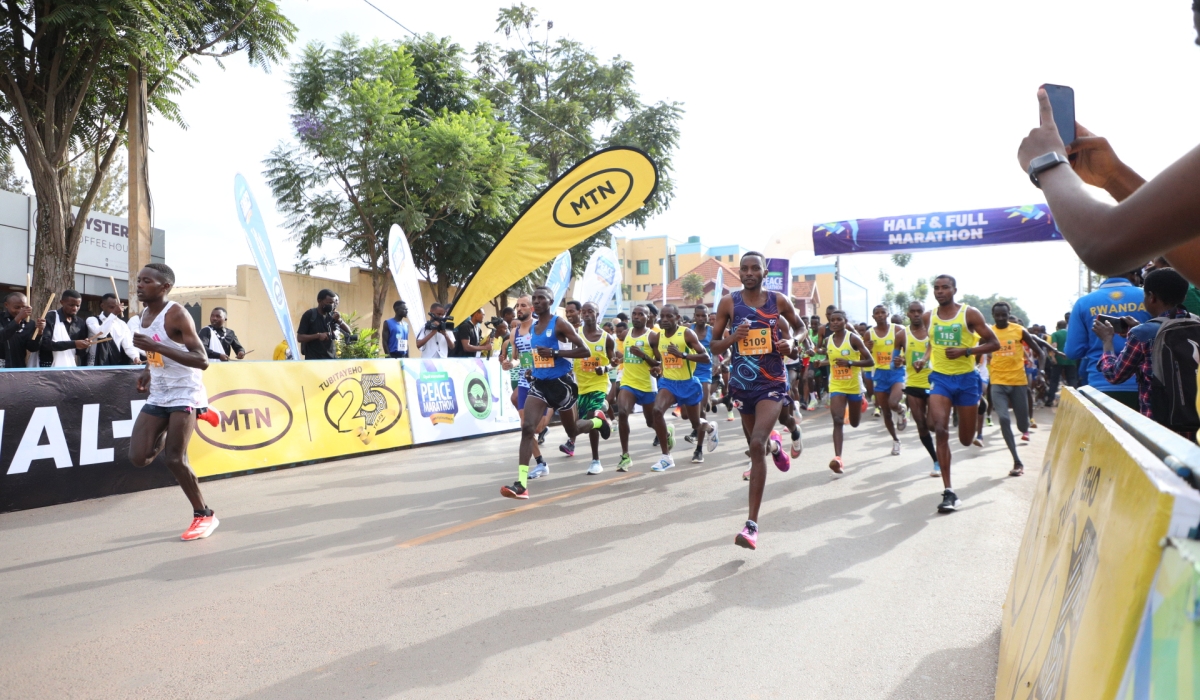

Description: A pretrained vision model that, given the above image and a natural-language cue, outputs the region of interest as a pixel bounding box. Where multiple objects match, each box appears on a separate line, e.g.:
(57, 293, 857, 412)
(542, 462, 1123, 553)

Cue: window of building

(727, 255, 734, 262)
(804, 274, 816, 282)
(658, 258, 664, 266)
(636, 260, 649, 275)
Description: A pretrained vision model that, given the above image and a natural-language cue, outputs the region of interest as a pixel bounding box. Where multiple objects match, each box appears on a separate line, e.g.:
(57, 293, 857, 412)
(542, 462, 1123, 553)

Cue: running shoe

(768, 431, 790, 472)
(706, 424, 720, 452)
(501, 482, 529, 499)
(684, 429, 697, 444)
(1020, 432, 1031, 442)
(588, 460, 604, 475)
(651, 455, 676, 472)
(537, 427, 548, 445)
(972, 436, 983, 447)
(986, 416, 993, 427)
(937, 489, 960, 513)
(930, 462, 941, 478)
(528, 463, 550, 480)
(593, 410, 612, 440)
(735, 520, 758, 550)
(1009, 463, 1025, 477)
(1030, 419, 1038, 429)
(891, 440, 901, 456)
(873, 406, 881, 418)
(896, 409, 907, 432)
(559, 440, 575, 457)
(807, 398, 818, 411)
(616, 453, 632, 472)
(829, 457, 844, 475)
(691, 446, 704, 463)
(742, 468, 751, 481)
(790, 427, 803, 459)
(666, 423, 676, 451)
(652, 435, 659, 447)
(726, 409, 735, 422)
(181, 514, 218, 541)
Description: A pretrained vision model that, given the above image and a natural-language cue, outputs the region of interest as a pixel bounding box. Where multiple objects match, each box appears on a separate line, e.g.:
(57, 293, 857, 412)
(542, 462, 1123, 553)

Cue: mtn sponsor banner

(813, 204, 1060, 256)
(575, 247, 620, 317)
(448, 147, 658, 318)
(0, 367, 177, 512)
(401, 357, 519, 444)
(188, 360, 413, 477)
(996, 389, 1200, 699)
(234, 174, 300, 360)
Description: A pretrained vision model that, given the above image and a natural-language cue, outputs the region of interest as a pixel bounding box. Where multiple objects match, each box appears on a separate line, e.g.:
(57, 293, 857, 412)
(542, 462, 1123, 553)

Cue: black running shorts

(529, 375, 578, 412)
(904, 386, 930, 400)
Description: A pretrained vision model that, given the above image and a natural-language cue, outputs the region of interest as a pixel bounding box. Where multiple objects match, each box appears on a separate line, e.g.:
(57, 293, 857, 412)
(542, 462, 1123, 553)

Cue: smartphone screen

(1042, 83, 1076, 146)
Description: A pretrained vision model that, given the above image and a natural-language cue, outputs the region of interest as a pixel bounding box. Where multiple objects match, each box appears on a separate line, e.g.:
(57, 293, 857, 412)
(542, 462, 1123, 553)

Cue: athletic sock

(536, 455, 546, 466)
(194, 507, 213, 518)
(518, 464, 529, 488)
(591, 417, 603, 429)
(769, 440, 780, 455)
(919, 434, 937, 462)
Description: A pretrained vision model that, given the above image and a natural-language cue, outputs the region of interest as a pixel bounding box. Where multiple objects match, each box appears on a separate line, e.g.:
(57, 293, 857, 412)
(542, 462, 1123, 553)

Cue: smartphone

(1042, 83, 1076, 146)
(1096, 314, 1128, 332)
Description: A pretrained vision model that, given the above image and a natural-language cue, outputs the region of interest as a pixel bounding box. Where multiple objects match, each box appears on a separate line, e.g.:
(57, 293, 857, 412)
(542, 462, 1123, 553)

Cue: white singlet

(135, 301, 208, 408)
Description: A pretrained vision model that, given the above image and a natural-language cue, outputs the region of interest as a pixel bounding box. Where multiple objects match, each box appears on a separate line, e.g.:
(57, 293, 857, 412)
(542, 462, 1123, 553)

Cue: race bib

(663, 353, 684, 370)
(874, 350, 892, 367)
(910, 350, 925, 367)
(581, 357, 599, 372)
(520, 351, 534, 369)
(833, 364, 852, 380)
(738, 328, 772, 356)
(396, 339, 408, 353)
(624, 344, 644, 364)
(995, 341, 1016, 357)
(533, 352, 555, 369)
(146, 350, 164, 368)
(933, 323, 962, 347)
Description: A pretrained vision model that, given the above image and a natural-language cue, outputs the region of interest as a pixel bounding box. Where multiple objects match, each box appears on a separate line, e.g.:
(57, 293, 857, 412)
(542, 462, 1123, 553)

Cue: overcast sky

(144, 0, 1200, 325)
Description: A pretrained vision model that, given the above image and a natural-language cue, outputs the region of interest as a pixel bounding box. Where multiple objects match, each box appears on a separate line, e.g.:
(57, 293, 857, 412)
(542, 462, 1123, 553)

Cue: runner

(709, 251, 807, 550)
(904, 301, 940, 476)
(606, 320, 629, 419)
(684, 304, 715, 443)
(127, 264, 219, 541)
(820, 310, 872, 475)
(920, 275, 1000, 513)
(989, 302, 1045, 476)
(806, 314, 828, 409)
(615, 305, 661, 471)
(864, 304, 907, 456)
(556, 300, 584, 454)
(499, 295, 549, 477)
(974, 355, 990, 448)
(565, 302, 616, 474)
(501, 287, 591, 500)
(648, 304, 717, 469)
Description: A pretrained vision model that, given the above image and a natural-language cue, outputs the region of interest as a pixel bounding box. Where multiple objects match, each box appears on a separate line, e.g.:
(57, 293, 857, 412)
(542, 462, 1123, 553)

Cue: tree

(962, 294, 1030, 325)
(265, 35, 540, 326)
(70, 151, 127, 216)
(0, 147, 26, 194)
(679, 272, 704, 304)
(0, 1, 294, 310)
(473, 4, 683, 276)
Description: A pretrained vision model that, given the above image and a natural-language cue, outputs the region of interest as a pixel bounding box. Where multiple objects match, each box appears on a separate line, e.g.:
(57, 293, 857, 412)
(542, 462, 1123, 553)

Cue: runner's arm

(682, 328, 710, 363)
(554, 318, 591, 359)
(893, 326, 906, 368)
(708, 296, 740, 355)
(917, 312, 933, 369)
(964, 308, 1001, 358)
(1022, 329, 1048, 361)
(847, 334, 875, 367)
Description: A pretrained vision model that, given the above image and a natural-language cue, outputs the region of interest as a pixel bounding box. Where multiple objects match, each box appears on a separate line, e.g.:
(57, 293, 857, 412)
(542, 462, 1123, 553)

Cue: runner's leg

(992, 385, 1020, 463)
(928, 394, 954, 490)
(830, 394, 846, 458)
(617, 389, 635, 455)
(746, 399, 783, 524)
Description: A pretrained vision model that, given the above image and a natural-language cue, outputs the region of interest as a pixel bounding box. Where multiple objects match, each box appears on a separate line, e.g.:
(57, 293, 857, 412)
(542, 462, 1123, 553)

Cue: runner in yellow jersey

(606, 319, 628, 419)
(988, 302, 1045, 477)
(817, 309, 874, 475)
(563, 302, 617, 475)
(864, 304, 908, 457)
(648, 304, 717, 470)
(919, 275, 1000, 513)
(615, 305, 661, 471)
(904, 301, 940, 476)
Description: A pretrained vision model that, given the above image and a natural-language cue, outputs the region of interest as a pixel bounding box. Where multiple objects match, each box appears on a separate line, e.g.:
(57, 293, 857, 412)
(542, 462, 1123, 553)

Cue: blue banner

(812, 204, 1060, 256)
(545, 251, 573, 310)
(234, 174, 299, 359)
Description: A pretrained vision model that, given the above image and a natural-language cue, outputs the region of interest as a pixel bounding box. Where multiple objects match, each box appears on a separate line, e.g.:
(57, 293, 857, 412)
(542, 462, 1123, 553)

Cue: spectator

(1044, 319, 1077, 405)
(1095, 267, 1197, 436)
(86, 293, 141, 366)
(296, 289, 351, 360)
(501, 306, 515, 328)
(382, 300, 412, 359)
(1066, 270, 1151, 411)
(199, 307, 245, 362)
(0, 291, 43, 368)
(273, 339, 292, 361)
(39, 289, 91, 367)
(452, 309, 492, 358)
(416, 302, 455, 359)
(488, 319, 509, 359)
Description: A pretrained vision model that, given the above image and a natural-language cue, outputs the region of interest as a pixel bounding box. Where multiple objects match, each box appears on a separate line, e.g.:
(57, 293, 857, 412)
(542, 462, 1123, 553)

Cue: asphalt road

(0, 404, 1047, 699)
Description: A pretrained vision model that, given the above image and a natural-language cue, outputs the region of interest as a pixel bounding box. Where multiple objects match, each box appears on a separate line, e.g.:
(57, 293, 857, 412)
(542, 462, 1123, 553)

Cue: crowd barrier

(0, 358, 519, 512)
(996, 387, 1200, 700)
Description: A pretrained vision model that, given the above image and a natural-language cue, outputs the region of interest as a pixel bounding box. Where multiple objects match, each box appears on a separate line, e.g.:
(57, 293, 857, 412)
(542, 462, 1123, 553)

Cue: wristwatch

(1028, 151, 1070, 188)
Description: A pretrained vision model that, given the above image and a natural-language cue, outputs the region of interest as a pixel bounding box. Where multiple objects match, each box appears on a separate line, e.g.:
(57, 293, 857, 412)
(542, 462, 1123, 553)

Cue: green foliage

(679, 272, 705, 304)
(70, 151, 127, 215)
(336, 312, 382, 359)
(962, 294, 1030, 325)
(0, 148, 27, 194)
(265, 34, 541, 323)
(878, 270, 928, 317)
(891, 254, 912, 268)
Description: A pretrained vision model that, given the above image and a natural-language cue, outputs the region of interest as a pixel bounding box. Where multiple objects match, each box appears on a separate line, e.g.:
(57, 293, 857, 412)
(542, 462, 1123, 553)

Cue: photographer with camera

(453, 309, 494, 358)
(417, 302, 456, 359)
(296, 290, 353, 361)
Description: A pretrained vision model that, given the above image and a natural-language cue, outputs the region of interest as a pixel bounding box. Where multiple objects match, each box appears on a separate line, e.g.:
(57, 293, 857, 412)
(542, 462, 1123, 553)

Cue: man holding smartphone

(1064, 270, 1150, 410)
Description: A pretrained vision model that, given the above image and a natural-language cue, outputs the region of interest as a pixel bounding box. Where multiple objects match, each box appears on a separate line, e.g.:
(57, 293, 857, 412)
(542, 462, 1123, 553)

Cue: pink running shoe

(181, 514, 218, 541)
(735, 521, 758, 550)
(768, 431, 790, 472)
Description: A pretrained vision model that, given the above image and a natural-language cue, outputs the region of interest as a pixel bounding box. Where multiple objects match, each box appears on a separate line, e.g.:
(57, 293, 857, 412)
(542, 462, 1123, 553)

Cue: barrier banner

(0, 368, 176, 512)
(996, 389, 1200, 700)
(188, 360, 414, 478)
(813, 204, 1060, 256)
(401, 358, 519, 444)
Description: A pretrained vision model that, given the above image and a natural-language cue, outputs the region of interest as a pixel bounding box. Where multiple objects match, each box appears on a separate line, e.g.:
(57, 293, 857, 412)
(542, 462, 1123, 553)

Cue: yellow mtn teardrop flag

(448, 146, 658, 317)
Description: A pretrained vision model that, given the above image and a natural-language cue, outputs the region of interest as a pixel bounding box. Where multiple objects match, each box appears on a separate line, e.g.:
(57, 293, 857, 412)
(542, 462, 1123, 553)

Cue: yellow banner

(448, 146, 658, 318)
(188, 360, 413, 477)
(996, 390, 1185, 699)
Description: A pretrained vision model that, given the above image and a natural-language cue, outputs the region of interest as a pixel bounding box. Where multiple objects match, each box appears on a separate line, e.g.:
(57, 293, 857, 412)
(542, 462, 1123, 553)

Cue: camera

(425, 314, 455, 332)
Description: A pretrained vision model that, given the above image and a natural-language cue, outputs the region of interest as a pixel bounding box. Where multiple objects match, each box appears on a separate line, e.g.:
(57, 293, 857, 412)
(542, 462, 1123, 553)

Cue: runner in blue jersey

(501, 286, 593, 500)
(684, 304, 715, 443)
(709, 252, 808, 550)
(499, 295, 548, 478)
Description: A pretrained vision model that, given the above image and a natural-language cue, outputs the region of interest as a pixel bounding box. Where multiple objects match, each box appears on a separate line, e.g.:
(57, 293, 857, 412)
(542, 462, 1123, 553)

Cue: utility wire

(359, 0, 586, 146)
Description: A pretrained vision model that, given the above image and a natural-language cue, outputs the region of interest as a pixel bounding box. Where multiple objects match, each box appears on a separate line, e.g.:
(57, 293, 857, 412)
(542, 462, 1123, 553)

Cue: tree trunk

(436, 278, 449, 306)
(29, 165, 75, 314)
(370, 268, 388, 333)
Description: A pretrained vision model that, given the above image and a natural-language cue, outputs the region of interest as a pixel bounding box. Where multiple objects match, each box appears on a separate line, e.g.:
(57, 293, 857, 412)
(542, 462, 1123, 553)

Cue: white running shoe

(896, 409, 907, 432)
(891, 440, 901, 456)
(706, 423, 719, 452)
(587, 460, 603, 475)
(651, 455, 676, 472)
(930, 462, 941, 478)
(528, 463, 549, 479)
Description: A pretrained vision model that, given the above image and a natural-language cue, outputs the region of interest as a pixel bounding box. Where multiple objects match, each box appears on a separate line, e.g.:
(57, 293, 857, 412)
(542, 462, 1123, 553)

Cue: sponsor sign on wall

(401, 358, 519, 444)
(188, 359, 413, 477)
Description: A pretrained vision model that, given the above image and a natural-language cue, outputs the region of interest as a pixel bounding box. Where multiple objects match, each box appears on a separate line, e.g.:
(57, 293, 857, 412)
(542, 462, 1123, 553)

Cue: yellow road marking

(396, 473, 641, 549)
